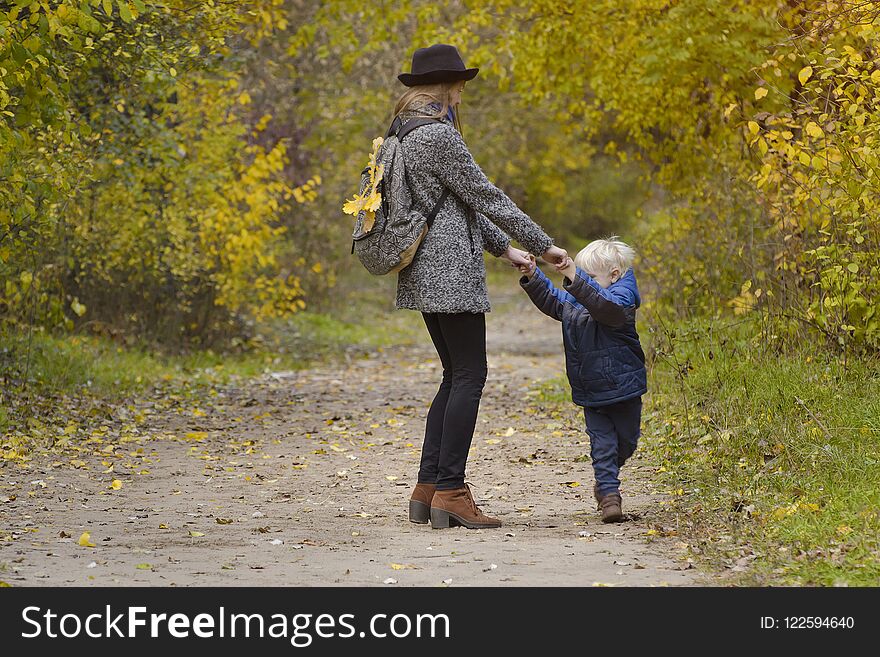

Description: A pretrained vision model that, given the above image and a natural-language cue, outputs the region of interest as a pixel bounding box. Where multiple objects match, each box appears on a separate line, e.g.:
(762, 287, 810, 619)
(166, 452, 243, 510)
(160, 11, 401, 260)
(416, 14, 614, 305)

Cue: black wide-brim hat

(398, 44, 479, 87)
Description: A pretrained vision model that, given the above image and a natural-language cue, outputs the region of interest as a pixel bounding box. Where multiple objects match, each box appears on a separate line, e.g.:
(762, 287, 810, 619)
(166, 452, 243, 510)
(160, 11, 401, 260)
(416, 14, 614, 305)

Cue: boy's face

(585, 267, 620, 288)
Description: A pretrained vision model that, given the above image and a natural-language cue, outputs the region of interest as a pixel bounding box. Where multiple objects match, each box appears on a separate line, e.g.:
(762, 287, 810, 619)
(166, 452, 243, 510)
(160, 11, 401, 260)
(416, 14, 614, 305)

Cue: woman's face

(449, 82, 465, 107)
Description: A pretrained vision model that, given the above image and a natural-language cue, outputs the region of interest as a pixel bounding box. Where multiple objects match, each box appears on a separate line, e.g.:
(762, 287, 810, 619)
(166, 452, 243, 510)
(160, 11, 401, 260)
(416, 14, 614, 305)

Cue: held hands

(555, 255, 576, 280)
(502, 246, 531, 270)
(504, 245, 570, 279)
(502, 246, 536, 277)
(542, 245, 568, 266)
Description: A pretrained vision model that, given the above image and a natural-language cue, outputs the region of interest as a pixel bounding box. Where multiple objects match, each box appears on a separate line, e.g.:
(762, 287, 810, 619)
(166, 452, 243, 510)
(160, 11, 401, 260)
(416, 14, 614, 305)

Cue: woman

(395, 44, 567, 529)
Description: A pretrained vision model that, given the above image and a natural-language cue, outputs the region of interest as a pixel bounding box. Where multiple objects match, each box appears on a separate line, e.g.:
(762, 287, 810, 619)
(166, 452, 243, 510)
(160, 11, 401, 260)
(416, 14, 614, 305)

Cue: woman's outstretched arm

(422, 125, 557, 258)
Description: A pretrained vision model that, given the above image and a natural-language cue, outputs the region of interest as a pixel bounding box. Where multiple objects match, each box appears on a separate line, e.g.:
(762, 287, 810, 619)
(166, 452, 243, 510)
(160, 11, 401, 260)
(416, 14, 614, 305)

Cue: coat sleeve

(562, 267, 635, 328)
(475, 212, 510, 257)
(519, 267, 575, 322)
(424, 126, 554, 256)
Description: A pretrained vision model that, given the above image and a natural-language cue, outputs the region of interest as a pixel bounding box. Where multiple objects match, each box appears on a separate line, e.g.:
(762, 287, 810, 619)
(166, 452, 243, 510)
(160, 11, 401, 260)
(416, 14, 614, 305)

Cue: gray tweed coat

(396, 111, 553, 314)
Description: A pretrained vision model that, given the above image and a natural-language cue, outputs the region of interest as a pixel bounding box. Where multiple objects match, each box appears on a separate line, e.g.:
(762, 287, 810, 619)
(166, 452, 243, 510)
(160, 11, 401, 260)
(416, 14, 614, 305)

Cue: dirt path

(0, 282, 706, 586)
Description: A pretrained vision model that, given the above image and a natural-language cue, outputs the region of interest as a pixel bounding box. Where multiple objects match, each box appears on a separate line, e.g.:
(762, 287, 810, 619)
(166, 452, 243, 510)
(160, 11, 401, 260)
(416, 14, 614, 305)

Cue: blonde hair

(393, 81, 463, 133)
(573, 236, 636, 276)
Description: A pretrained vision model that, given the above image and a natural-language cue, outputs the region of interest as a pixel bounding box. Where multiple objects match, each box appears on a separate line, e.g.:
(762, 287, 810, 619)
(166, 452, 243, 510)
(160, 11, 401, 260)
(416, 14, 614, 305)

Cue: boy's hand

(555, 255, 576, 280)
(519, 253, 537, 277)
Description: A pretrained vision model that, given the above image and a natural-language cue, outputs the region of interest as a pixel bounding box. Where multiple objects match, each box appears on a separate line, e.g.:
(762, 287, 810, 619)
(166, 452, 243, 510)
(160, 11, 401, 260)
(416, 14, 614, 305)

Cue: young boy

(519, 237, 647, 523)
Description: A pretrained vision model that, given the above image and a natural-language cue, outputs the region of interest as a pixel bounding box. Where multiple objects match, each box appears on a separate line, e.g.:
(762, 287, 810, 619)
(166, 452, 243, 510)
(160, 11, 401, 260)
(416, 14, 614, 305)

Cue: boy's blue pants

(583, 397, 642, 497)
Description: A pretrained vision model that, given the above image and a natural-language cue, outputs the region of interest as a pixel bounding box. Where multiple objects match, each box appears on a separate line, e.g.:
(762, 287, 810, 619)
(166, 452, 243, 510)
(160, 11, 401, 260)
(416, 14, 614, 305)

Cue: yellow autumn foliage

(343, 137, 385, 232)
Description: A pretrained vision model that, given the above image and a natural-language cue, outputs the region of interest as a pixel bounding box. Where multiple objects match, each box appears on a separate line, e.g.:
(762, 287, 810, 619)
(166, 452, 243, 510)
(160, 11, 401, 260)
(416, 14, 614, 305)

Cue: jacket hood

(613, 269, 641, 308)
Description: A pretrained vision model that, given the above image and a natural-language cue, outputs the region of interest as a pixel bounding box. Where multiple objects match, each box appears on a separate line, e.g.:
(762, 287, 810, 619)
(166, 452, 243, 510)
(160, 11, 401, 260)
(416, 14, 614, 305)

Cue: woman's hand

(542, 245, 568, 265)
(502, 246, 531, 270)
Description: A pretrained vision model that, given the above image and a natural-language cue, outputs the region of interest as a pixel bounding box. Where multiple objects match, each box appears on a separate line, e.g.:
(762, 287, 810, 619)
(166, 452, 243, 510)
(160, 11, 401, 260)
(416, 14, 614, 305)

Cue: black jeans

(419, 312, 487, 490)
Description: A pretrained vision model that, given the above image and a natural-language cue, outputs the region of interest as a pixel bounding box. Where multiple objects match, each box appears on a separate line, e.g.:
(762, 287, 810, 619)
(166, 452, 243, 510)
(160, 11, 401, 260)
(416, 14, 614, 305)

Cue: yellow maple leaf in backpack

(343, 137, 384, 231)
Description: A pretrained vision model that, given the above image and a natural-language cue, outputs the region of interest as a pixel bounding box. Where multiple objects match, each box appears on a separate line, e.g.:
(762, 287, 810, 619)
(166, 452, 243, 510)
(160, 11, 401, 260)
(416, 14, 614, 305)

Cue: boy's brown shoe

(430, 485, 502, 529)
(593, 483, 602, 505)
(599, 492, 623, 523)
(408, 483, 436, 524)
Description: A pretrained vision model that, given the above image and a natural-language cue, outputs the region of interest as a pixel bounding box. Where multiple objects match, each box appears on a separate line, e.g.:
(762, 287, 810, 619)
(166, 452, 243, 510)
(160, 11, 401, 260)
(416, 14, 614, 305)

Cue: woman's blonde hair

(393, 81, 463, 133)
(574, 236, 637, 276)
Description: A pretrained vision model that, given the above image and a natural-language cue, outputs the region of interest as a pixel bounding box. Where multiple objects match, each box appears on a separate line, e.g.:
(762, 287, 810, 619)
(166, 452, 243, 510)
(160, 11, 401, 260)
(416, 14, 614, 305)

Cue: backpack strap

(387, 116, 443, 141)
(426, 188, 450, 228)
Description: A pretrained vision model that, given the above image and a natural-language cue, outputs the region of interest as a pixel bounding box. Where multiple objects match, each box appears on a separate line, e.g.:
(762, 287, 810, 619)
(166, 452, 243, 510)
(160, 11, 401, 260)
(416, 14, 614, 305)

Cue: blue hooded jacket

(520, 266, 647, 408)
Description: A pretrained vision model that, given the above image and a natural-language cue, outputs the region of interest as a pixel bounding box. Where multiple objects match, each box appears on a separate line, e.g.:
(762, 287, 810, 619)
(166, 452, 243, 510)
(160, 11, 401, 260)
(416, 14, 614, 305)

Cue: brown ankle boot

(408, 483, 436, 524)
(598, 491, 623, 523)
(430, 485, 501, 529)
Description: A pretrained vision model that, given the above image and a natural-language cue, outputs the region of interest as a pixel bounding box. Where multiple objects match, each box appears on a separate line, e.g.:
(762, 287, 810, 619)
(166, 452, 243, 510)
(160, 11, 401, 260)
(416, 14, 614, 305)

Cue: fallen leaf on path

(110, 479, 123, 490)
(78, 532, 95, 548)
(216, 518, 233, 525)
(189, 531, 205, 537)
(390, 563, 417, 570)
(562, 481, 580, 488)
(136, 563, 151, 570)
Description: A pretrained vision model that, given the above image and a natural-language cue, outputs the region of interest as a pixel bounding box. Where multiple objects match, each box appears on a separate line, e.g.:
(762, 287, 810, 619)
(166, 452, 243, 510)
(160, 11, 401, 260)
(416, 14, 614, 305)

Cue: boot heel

(430, 507, 451, 529)
(409, 500, 430, 524)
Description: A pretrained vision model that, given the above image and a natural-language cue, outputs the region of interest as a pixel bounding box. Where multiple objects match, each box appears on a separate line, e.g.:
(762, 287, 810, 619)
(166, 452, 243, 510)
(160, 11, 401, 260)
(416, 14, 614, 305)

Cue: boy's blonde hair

(573, 236, 636, 276)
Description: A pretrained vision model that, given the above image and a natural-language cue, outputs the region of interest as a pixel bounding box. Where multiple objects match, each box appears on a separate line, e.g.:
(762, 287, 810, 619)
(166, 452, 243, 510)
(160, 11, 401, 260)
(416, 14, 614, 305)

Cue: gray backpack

(350, 117, 450, 275)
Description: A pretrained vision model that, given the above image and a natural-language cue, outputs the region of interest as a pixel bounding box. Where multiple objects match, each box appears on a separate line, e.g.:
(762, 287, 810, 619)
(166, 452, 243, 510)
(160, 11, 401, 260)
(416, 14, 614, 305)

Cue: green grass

(532, 316, 880, 585)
